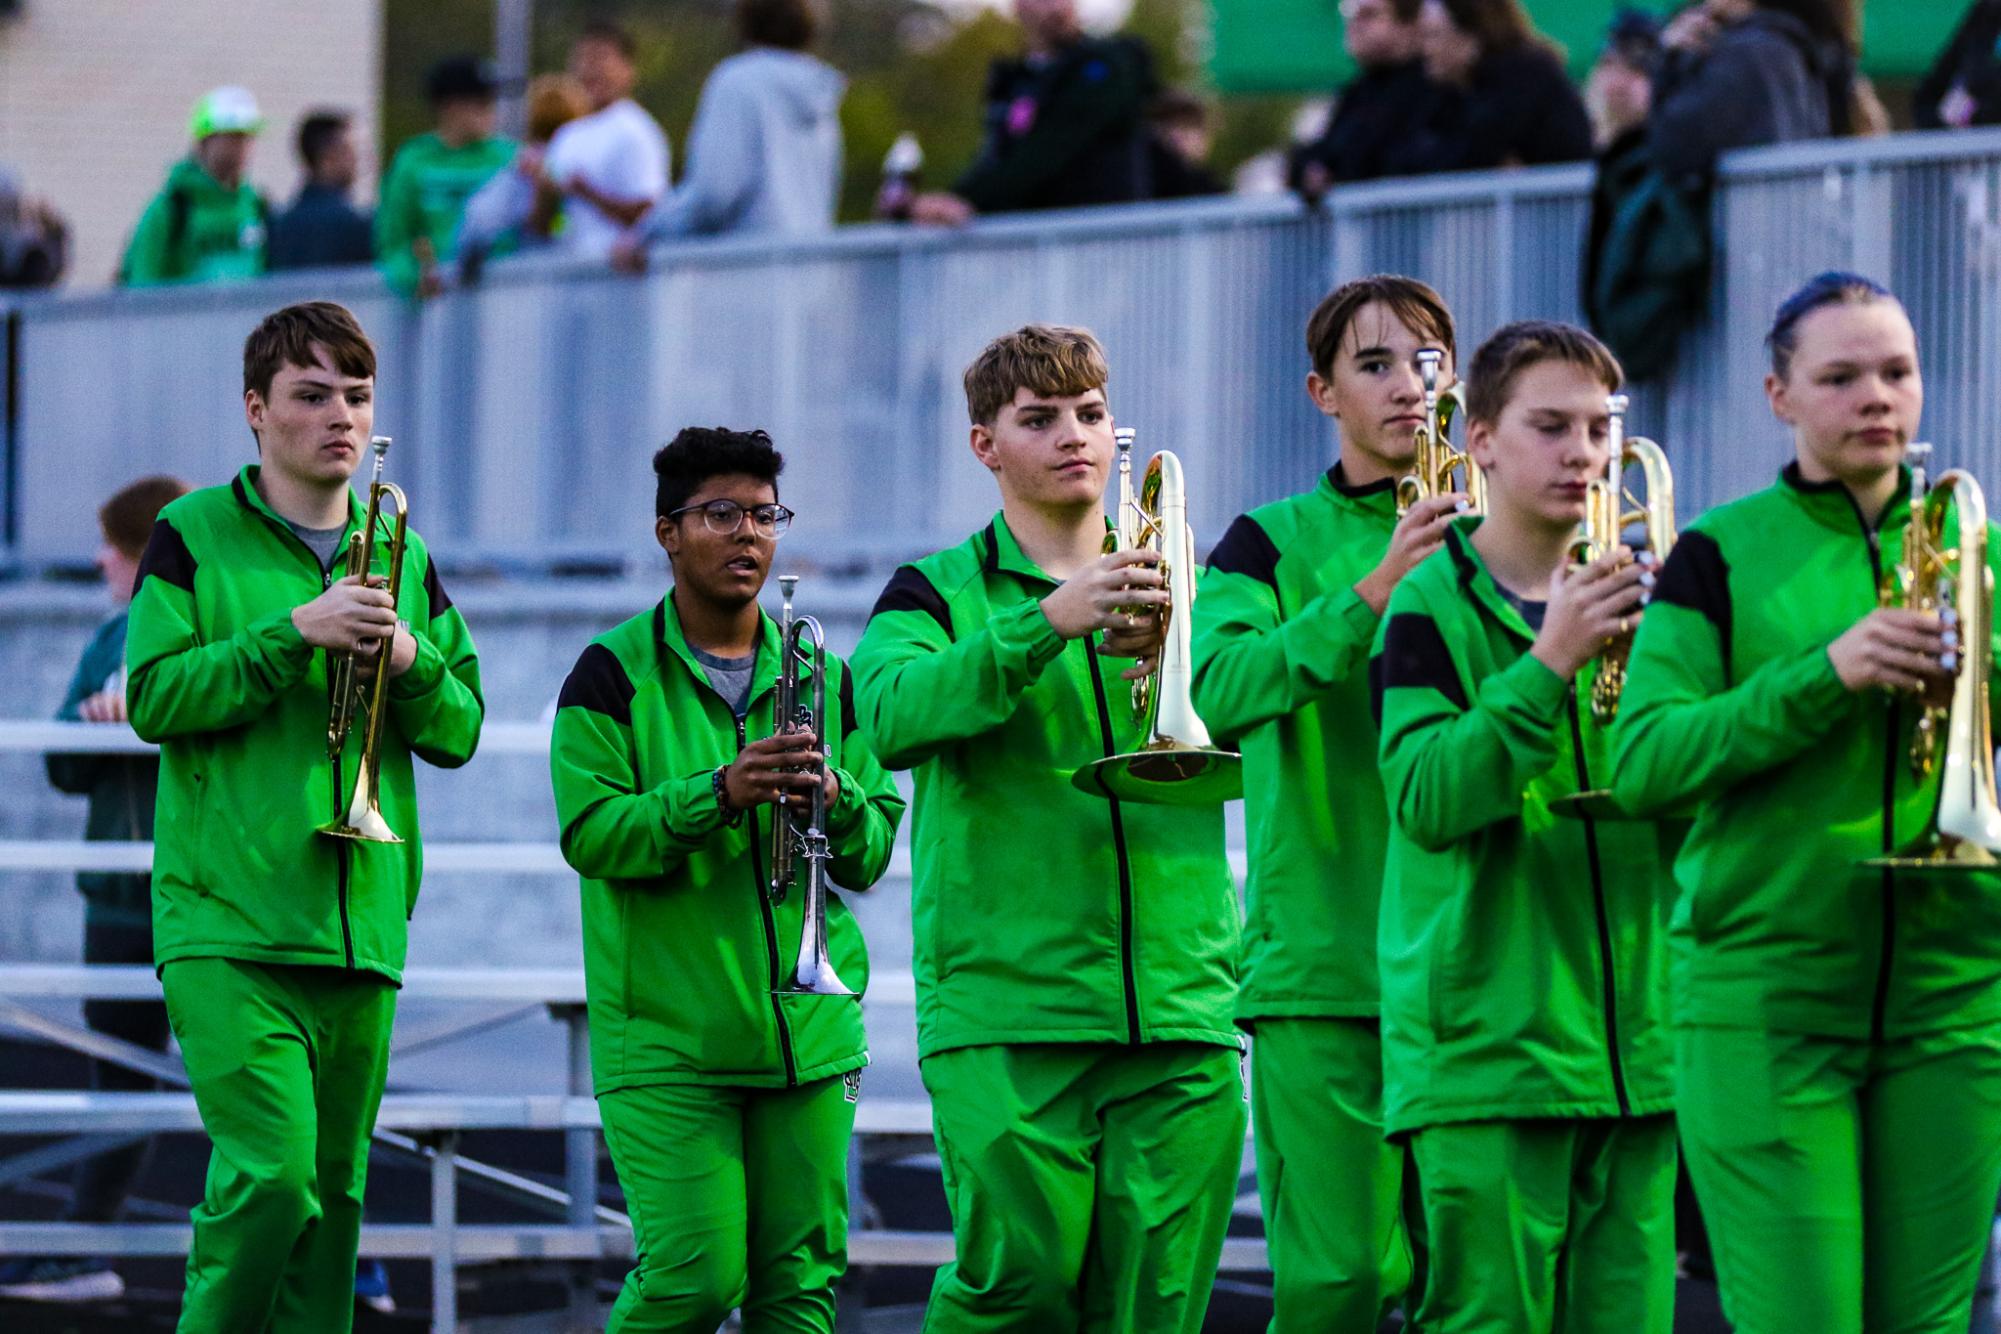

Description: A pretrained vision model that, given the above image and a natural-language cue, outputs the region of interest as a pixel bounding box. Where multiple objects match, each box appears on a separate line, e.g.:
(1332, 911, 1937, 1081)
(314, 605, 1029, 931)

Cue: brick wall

(0, 0, 382, 288)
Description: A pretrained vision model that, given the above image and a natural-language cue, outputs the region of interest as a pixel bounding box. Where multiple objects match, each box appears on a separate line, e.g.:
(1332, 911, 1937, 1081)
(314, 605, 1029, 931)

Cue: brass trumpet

(1551, 397, 1674, 820)
(1865, 443, 2001, 870)
(321, 435, 407, 844)
(769, 575, 855, 995)
(1575, 394, 1676, 726)
(1071, 428, 1242, 806)
(1396, 348, 1483, 516)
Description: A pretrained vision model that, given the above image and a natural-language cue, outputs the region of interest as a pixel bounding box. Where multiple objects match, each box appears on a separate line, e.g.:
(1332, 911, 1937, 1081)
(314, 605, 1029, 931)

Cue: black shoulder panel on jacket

(135, 518, 197, 595)
(839, 665, 858, 739)
(869, 566, 953, 638)
(422, 557, 454, 620)
(557, 643, 635, 725)
(1370, 612, 1471, 727)
(1206, 514, 1281, 590)
(1653, 530, 1733, 677)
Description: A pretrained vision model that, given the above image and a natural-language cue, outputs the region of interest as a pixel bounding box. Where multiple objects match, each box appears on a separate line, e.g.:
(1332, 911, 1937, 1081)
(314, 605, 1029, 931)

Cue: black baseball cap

(427, 55, 500, 104)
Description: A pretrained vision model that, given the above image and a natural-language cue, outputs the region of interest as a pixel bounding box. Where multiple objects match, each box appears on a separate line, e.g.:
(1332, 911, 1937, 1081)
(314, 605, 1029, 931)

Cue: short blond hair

(963, 324, 1110, 426)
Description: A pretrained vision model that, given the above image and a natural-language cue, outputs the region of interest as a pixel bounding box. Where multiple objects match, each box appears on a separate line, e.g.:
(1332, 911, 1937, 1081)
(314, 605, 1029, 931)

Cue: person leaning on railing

(0, 475, 187, 1306)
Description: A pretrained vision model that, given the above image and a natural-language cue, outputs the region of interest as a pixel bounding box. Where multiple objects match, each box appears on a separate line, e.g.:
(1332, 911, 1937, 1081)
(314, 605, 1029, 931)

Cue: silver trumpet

(770, 575, 856, 996)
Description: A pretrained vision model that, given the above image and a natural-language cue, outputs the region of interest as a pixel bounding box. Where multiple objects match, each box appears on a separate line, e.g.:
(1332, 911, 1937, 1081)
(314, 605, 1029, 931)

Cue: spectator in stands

(910, 0, 1156, 225)
(611, 0, 846, 269)
(1647, 0, 1855, 179)
(455, 75, 593, 284)
(0, 167, 69, 289)
(1400, 0, 1593, 172)
(1148, 90, 1227, 199)
(1915, 0, 2001, 129)
(268, 110, 373, 272)
(376, 56, 515, 298)
(119, 88, 268, 287)
(0, 476, 188, 1306)
(1585, 9, 1662, 150)
(543, 21, 673, 258)
(1289, 0, 1445, 198)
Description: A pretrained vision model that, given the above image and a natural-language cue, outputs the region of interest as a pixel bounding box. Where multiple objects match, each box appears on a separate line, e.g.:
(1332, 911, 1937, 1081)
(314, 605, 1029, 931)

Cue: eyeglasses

(668, 499, 795, 538)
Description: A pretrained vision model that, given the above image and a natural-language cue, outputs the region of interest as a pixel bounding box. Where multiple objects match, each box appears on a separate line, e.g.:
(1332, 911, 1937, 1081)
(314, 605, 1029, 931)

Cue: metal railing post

(559, 1002, 598, 1326)
(431, 1129, 460, 1334)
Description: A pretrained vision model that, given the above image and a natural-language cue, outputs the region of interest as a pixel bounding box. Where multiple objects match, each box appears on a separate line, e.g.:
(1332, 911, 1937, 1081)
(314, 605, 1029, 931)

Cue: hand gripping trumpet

(1070, 428, 1243, 805)
(1575, 394, 1676, 726)
(769, 575, 856, 995)
(1550, 398, 1674, 820)
(1395, 348, 1484, 516)
(321, 435, 408, 844)
(1864, 443, 2001, 870)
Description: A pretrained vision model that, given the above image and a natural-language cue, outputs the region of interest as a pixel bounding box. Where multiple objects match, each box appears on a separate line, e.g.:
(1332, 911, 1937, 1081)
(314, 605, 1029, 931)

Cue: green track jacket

(126, 467, 484, 983)
(375, 133, 515, 294)
(120, 158, 267, 287)
(549, 596, 905, 1094)
(852, 514, 1242, 1060)
(1192, 464, 1397, 1024)
(1614, 463, 2001, 1039)
(1372, 520, 1673, 1136)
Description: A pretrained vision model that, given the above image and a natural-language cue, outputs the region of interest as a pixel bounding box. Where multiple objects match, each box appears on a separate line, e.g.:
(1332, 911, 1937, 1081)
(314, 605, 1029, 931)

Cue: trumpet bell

(319, 770, 403, 844)
(775, 957, 857, 997)
(1072, 745, 1242, 805)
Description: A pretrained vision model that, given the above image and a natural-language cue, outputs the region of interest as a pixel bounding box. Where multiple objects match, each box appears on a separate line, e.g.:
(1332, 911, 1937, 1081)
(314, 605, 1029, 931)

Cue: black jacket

(1399, 44, 1592, 174)
(1290, 59, 1445, 186)
(267, 183, 374, 271)
(1648, 10, 1852, 179)
(955, 36, 1155, 212)
(1915, 1, 2001, 129)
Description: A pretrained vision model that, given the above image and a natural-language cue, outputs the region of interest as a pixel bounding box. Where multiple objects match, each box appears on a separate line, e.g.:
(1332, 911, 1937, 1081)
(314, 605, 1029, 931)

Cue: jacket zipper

(245, 496, 364, 969)
(1083, 642, 1143, 1046)
(1856, 516, 1897, 1043)
(740, 713, 800, 1086)
(1566, 696, 1631, 1115)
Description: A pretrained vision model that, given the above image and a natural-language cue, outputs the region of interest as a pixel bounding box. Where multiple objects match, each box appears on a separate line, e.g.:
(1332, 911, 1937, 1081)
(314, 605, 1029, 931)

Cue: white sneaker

(0, 1258, 125, 1302)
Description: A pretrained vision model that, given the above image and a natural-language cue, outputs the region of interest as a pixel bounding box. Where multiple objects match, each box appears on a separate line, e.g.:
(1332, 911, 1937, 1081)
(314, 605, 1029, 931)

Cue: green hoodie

(375, 132, 516, 293)
(125, 467, 484, 983)
(119, 158, 267, 287)
(549, 595, 906, 1094)
(1613, 463, 2001, 1040)
(851, 514, 1242, 1061)
(1372, 519, 1673, 1136)
(1191, 464, 1397, 1023)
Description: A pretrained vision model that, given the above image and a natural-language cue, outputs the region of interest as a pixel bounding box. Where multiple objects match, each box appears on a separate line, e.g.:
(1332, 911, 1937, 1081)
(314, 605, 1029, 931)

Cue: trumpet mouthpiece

(1114, 428, 1136, 453)
(370, 436, 392, 455)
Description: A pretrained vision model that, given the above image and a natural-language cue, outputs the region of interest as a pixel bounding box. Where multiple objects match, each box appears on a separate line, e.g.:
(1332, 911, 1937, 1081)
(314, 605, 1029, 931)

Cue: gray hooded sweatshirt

(641, 48, 846, 241)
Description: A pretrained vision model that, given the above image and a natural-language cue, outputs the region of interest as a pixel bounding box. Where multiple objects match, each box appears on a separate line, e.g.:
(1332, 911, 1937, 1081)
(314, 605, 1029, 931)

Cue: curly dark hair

(653, 427, 785, 519)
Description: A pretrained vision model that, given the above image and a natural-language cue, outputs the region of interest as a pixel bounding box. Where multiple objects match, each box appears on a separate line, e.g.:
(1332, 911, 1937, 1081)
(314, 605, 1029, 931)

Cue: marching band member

(1372, 321, 1675, 1331)
(1614, 272, 2001, 1331)
(126, 301, 483, 1331)
(549, 427, 903, 1333)
(851, 325, 1246, 1333)
(1190, 274, 1464, 1330)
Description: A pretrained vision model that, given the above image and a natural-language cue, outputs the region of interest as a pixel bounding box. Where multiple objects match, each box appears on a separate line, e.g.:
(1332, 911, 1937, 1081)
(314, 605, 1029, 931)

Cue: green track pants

(920, 1041, 1247, 1334)
(161, 957, 395, 1334)
(1407, 1114, 1676, 1333)
(597, 1074, 859, 1333)
(1678, 1023, 2001, 1333)
(1250, 1017, 1419, 1332)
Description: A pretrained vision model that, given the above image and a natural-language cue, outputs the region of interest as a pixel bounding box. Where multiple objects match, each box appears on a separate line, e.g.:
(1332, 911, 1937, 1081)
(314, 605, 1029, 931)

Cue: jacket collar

(654, 589, 794, 707)
(1779, 460, 1912, 537)
(1324, 460, 1399, 507)
(231, 464, 364, 535)
(980, 510, 1087, 586)
(1443, 517, 1542, 643)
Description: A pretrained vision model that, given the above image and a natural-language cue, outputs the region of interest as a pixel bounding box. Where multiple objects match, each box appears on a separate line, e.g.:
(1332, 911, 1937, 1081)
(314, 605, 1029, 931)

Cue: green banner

(1207, 1, 1959, 94)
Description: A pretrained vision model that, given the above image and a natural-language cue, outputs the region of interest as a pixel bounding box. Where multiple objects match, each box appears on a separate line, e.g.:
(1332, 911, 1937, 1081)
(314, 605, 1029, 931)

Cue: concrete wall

(0, 0, 381, 288)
